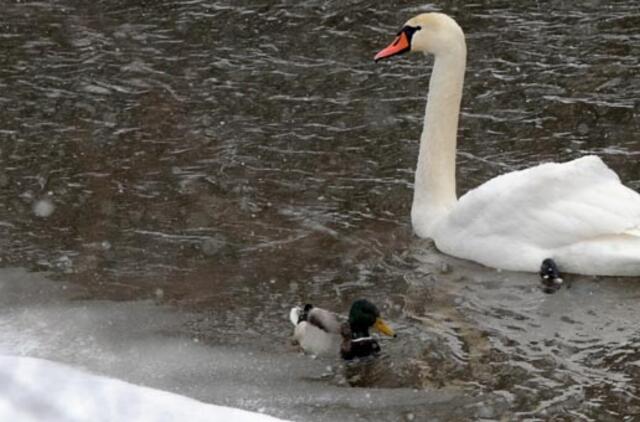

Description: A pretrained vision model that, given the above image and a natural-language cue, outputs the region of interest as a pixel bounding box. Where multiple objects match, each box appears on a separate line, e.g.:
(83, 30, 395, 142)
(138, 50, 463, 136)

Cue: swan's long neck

(412, 42, 466, 238)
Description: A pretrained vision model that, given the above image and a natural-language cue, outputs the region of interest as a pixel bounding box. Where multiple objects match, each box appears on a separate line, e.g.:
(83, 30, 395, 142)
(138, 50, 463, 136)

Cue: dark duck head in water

(340, 299, 396, 360)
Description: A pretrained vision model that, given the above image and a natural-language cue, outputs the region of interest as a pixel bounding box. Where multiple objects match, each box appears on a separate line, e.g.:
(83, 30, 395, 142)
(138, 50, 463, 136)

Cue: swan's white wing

(435, 156, 640, 271)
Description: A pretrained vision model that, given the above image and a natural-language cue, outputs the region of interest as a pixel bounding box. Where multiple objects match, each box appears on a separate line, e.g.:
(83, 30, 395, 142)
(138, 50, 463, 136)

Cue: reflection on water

(1, 0, 639, 420)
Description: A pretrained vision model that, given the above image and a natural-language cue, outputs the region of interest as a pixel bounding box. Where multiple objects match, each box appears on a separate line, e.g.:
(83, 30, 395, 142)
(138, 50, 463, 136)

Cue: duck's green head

(348, 299, 395, 337)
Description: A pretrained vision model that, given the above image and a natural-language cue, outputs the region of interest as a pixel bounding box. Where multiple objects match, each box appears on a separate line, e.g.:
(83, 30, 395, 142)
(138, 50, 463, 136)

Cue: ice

(0, 268, 479, 421)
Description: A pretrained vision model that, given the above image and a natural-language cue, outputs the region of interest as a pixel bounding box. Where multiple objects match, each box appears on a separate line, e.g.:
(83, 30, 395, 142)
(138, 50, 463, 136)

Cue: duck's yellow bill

(374, 318, 396, 337)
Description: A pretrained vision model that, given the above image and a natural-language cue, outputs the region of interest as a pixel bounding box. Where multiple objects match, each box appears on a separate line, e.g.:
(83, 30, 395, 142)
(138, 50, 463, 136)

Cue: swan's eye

(396, 25, 421, 37)
(401, 25, 422, 43)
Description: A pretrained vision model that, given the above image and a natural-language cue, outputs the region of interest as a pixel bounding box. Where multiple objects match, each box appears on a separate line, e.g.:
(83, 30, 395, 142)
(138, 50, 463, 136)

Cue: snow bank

(0, 355, 291, 422)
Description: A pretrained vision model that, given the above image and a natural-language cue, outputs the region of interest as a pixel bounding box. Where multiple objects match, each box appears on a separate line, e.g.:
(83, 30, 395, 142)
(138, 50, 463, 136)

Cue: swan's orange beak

(374, 31, 411, 62)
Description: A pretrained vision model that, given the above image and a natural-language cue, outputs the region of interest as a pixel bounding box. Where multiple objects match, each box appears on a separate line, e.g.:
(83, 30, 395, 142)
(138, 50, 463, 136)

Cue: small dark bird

(290, 299, 396, 360)
(540, 258, 564, 293)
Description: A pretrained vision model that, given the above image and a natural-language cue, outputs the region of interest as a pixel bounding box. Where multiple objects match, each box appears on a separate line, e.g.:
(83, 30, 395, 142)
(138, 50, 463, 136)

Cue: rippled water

(1, 0, 639, 420)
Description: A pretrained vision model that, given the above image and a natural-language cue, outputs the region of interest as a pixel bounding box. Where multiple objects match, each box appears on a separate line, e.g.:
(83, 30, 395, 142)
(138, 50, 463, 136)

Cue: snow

(0, 355, 291, 422)
(0, 268, 299, 421)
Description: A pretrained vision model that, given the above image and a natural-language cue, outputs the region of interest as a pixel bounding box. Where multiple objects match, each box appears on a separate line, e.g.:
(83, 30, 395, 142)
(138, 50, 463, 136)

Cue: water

(1, 0, 639, 420)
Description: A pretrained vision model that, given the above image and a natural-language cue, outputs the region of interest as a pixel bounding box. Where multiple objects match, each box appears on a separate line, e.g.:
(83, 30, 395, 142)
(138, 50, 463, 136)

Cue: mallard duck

(289, 299, 396, 360)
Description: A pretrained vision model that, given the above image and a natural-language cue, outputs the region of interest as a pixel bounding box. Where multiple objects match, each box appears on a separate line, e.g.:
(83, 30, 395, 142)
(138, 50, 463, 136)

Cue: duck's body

(290, 300, 395, 359)
(290, 305, 342, 356)
(375, 13, 640, 276)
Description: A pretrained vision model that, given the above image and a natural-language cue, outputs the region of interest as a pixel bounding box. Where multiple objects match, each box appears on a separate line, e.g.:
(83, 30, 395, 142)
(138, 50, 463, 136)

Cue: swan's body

(375, 13, 640, 276)
(434, 155, 640, 275)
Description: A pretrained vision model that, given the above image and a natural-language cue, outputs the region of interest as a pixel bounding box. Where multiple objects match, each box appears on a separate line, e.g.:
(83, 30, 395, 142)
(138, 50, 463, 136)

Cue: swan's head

(374, 13, 465, 61)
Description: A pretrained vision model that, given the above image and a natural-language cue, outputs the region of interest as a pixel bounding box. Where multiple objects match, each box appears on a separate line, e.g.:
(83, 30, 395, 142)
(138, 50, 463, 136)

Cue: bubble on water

(439, 262, 451, 274)
(577, 123, 590, 135)
(155, 288, 164, 300)
(468, 402, 496, 419)
(201, 236, 225, 256)
(33, 199, 55, 218)
(55, 255, 73, 274)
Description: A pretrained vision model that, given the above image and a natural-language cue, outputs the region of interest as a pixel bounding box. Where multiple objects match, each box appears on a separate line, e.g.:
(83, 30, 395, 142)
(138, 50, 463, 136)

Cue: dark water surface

(1, 0, 639, 420)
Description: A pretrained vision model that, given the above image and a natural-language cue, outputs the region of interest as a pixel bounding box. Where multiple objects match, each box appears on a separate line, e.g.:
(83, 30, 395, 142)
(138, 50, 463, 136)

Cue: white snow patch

(0, 355, 291, 422)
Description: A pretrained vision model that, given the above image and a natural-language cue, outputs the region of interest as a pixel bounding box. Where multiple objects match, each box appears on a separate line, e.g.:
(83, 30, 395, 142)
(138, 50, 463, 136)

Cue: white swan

(375, 13, 640, 276)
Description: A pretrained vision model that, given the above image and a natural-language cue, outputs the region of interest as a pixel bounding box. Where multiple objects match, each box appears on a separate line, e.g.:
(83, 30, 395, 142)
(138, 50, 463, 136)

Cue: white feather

(433, 156, 640, 275)
(289, 307, 301, 326)
(393, 13, 640, 276)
